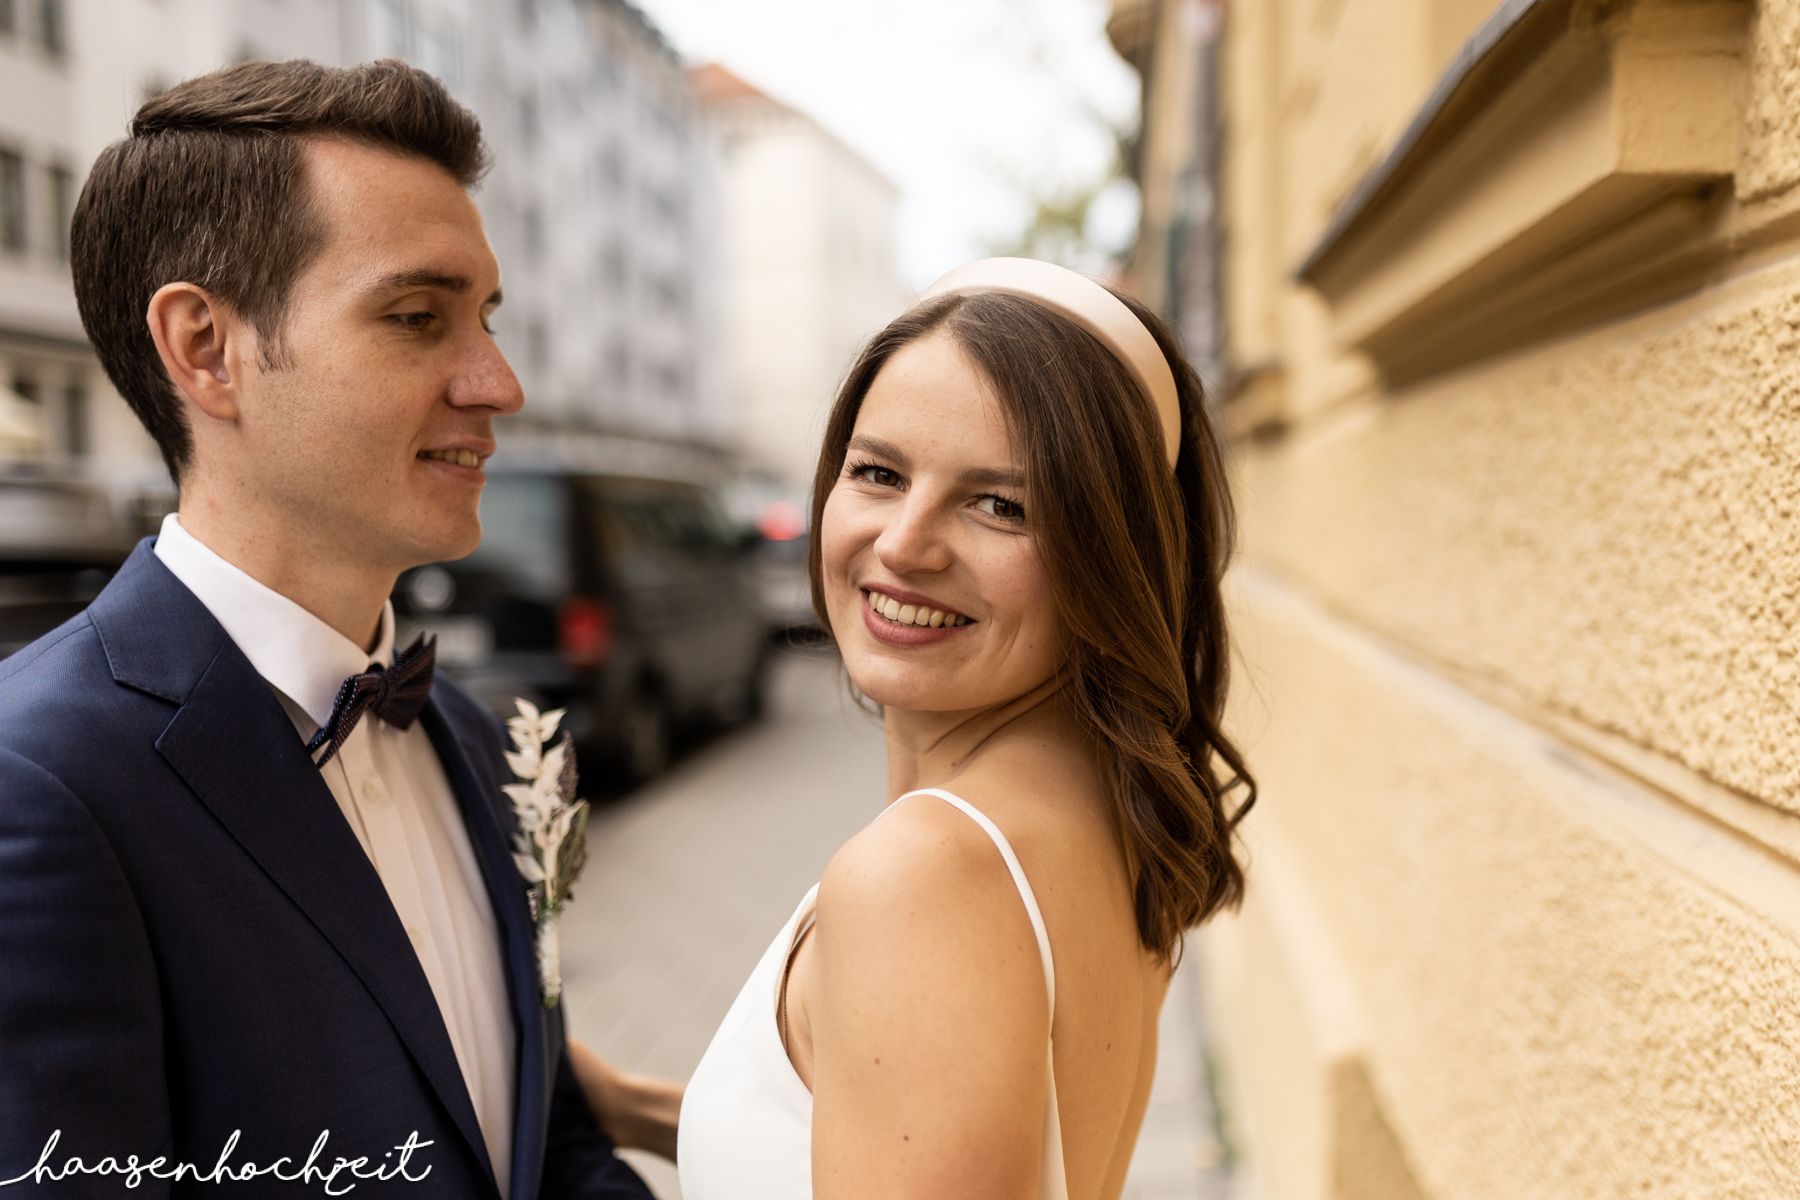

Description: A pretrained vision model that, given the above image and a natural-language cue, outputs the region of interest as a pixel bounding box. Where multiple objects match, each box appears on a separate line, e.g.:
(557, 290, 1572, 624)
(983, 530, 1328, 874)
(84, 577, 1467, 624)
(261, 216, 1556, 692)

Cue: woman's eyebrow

(847, 433, 909, 465)
(960, 466, 1024, 488)
(847, 434, 1022, 488)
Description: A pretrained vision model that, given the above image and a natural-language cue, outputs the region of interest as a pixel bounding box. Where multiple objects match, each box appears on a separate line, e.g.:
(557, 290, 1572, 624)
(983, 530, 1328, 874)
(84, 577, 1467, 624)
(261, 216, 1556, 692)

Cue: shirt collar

(152, 512, 397, 729)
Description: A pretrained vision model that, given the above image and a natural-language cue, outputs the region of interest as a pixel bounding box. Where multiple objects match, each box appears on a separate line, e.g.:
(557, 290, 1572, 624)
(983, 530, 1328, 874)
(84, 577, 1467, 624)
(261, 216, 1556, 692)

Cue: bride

(579, 257, 1254, 1198)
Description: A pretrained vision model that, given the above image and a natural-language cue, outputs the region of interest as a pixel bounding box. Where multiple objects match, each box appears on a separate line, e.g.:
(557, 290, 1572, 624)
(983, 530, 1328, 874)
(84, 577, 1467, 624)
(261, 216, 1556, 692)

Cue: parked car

(719, 472, 818, 637)
(0, 471, 134, 661)
(394, 464, 770, 785)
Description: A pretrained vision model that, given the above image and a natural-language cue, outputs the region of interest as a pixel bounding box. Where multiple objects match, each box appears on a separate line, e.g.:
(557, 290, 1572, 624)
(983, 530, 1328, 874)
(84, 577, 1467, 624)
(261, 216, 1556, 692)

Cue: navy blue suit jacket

(0, 541, 654, 1198)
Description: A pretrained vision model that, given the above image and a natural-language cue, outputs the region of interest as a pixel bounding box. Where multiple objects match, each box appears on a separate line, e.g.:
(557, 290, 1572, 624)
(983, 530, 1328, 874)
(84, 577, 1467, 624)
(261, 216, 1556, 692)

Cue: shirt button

(405, 924, 422, 948)
(363, 777, 388, 805)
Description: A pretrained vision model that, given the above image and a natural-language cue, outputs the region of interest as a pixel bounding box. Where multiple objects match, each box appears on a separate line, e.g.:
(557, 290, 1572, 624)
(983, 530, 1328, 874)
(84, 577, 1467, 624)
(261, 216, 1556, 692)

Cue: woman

(583, 257, 1253, 1198)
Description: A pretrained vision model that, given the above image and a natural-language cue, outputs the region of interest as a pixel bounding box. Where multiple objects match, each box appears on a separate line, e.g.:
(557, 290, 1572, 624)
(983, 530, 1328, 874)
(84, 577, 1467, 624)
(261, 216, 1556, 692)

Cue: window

(46, 163, 70, 261)
(0, 151, 26, 255)
(61, 380, 85, 457)
(37, 0, 62, 56)
(416, 23, 458, 87)
(368, 0, 408, 58)
(609, 336, 630, 389)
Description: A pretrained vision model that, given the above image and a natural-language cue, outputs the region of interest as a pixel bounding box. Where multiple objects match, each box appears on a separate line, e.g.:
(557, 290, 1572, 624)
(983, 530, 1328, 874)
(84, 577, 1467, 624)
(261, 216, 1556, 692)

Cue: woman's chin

(844, 662, 947, 714)
(845, 660, 1003, 716)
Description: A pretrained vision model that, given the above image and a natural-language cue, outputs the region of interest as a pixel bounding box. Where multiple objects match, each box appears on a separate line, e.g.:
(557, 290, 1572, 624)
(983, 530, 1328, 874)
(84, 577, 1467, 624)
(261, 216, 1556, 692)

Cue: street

(559, 644, 1236, 1199)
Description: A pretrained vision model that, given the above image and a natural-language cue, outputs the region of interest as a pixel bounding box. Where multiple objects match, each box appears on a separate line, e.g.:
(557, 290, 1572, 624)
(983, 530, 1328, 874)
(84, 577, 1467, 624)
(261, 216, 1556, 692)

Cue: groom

(0, 60, 654, 1197)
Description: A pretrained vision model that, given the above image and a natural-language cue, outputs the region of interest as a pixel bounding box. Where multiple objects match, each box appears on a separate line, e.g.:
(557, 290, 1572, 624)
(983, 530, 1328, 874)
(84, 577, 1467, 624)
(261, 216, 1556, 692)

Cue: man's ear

(145, 282, 244, 422)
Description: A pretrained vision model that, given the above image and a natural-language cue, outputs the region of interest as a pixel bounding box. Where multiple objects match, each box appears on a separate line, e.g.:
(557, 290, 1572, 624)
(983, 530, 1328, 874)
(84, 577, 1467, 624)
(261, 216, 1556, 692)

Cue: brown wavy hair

(807, 288, 1255, 961)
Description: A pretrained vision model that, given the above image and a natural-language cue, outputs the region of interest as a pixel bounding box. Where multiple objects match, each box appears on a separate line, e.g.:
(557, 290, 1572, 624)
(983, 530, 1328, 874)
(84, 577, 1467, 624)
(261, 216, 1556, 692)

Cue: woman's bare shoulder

(816, 790, 1022, 920)
(805, 792, 1057, 1194)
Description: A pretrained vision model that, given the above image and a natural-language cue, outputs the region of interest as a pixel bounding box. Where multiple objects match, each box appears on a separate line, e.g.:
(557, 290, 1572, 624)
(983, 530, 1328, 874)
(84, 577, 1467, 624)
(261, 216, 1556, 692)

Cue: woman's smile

(858, 587, 977, 647)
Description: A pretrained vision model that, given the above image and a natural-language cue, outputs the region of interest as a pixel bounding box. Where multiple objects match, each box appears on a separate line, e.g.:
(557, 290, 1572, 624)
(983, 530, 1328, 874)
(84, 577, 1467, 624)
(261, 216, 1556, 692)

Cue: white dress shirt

(154, 513, 515, 1194)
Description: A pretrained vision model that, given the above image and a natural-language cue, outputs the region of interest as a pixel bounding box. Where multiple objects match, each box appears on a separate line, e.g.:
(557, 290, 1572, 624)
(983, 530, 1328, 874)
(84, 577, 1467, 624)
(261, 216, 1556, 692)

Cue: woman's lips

(858, 588, 972, 647)
(861, 586, 970, 627)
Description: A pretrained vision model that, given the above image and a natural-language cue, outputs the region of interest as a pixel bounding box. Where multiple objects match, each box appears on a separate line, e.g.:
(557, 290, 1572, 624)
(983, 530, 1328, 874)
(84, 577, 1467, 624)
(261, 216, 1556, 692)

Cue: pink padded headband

(917, 257, 1182, 467)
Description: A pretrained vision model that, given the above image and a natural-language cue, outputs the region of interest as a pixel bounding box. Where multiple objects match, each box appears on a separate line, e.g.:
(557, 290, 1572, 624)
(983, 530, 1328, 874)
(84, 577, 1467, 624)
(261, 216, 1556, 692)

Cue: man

(0, 59, 656, 1197)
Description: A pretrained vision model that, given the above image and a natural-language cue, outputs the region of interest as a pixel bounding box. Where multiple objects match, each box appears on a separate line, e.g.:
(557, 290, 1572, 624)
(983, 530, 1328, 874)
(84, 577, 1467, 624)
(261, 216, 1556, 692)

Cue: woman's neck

(881, 676, 1077, 799)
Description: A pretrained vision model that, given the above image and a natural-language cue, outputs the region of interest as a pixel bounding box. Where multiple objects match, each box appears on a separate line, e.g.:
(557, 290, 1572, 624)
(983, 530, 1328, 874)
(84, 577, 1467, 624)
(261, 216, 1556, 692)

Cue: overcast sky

(634, 0, 1141, 291)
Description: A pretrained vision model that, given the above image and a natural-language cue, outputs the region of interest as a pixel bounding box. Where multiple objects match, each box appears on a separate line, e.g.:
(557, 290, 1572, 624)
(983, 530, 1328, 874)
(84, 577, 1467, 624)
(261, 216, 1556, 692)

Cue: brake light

(558, 596, 612, 668)
(757, 500, 807, 542)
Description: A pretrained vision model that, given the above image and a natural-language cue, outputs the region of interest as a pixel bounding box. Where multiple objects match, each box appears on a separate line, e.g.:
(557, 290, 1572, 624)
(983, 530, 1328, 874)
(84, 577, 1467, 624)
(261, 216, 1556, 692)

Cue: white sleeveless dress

(678, 787, 1070, 1199)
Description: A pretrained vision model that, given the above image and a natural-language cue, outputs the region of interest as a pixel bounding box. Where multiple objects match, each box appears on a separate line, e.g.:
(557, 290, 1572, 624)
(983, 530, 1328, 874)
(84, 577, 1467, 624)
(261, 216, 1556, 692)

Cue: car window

(462, 473, 568, 595)
(587, 476, 740, 558)
(662, 491, 736, 553)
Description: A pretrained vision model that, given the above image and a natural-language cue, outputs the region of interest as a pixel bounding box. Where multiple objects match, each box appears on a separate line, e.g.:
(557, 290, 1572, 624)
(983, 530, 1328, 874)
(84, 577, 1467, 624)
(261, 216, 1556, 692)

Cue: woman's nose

(873, 496, 952, 575)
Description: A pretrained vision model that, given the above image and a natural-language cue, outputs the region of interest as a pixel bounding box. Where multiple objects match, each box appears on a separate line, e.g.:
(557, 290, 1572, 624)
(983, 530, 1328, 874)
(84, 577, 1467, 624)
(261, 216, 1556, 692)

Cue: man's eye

(390, 311, 437, 331)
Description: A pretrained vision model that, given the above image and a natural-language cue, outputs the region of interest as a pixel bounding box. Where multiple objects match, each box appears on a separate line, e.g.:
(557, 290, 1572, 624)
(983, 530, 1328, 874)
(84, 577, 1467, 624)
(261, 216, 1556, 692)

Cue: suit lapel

(423, 698, 552, 1200)
(94, 545, 501, 1195)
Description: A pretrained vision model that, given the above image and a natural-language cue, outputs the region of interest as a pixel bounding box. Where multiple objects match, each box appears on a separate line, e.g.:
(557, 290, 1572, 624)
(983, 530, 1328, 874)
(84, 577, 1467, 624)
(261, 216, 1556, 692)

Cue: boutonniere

(503, 699, 590, 1008)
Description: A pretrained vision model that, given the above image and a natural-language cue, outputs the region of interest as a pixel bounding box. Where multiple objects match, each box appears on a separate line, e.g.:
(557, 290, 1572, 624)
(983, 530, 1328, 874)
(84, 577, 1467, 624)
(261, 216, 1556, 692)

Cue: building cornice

(1295, 0, 1751, 383)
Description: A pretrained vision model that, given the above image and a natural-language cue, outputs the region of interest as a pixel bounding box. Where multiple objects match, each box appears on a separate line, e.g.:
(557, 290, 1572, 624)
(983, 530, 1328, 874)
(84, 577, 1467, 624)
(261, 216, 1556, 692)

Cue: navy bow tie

(307, 633, 437, 769)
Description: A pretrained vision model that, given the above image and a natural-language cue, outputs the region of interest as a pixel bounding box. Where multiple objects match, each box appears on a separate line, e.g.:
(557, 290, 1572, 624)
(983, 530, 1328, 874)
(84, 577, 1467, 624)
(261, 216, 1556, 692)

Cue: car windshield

(460, 472, 568, 595)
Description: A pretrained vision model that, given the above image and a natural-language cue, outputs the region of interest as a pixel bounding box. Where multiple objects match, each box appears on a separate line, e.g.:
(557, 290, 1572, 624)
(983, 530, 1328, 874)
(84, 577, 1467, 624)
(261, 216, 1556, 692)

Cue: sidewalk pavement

(558, 645, 1237, 1200)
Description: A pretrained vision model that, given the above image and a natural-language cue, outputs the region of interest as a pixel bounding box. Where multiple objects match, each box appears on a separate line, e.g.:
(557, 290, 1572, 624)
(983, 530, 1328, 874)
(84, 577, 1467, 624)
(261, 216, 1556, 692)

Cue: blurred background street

(558, 644, 1238, 1200)
(0, 3, 1245, 1195)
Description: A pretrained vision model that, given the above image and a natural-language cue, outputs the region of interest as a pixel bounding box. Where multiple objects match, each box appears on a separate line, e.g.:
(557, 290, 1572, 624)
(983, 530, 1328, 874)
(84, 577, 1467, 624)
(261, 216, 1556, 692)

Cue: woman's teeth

(421, 449, 481, 468)
(865, 589, 969, 628)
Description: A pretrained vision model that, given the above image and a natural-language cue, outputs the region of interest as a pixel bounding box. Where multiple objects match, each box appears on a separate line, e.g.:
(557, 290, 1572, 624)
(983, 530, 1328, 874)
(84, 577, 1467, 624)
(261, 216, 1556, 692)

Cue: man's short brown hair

(71, 58, 489, 482)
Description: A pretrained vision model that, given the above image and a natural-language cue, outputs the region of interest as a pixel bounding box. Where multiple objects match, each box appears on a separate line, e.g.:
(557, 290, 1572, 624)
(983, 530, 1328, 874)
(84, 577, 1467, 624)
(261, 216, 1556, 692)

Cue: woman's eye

(848, 463, 900, 487)
(974, 495, 1026, 524)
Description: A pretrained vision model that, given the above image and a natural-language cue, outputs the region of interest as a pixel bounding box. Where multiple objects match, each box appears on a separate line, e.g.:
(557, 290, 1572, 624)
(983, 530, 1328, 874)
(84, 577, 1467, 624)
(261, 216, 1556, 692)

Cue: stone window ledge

(1298, 0, 1750, 384)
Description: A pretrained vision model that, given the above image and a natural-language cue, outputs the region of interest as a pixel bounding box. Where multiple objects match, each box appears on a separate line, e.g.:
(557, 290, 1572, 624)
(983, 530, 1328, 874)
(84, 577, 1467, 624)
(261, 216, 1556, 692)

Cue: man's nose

(449, 332, 526, 414)
(874, 495, 952, 575)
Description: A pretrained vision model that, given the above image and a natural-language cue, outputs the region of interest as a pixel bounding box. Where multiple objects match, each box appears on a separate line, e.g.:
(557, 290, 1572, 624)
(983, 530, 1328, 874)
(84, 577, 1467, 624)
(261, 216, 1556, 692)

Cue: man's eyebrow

(367, 269, 503, 306)
(845, 434, 1023, 488)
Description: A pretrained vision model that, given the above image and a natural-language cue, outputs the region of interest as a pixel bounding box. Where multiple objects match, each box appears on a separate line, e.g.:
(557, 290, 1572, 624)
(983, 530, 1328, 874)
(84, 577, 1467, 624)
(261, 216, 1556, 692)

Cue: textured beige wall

(1742, 0, 1800, 199)
(1431, 0, 1504, 66)
(1279, 0, 1432, 249)
(1238, 257, 1800, 820)
(1209, 573, 1800, 1199)
(1220, 0, 1286, 369)
(1201, 0, 1800, 1195)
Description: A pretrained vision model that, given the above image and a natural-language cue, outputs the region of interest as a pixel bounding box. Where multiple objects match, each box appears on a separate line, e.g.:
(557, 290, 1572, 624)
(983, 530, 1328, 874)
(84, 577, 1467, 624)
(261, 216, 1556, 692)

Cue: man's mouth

(419, 449, 483, 468)
(864, 587, 972, 628)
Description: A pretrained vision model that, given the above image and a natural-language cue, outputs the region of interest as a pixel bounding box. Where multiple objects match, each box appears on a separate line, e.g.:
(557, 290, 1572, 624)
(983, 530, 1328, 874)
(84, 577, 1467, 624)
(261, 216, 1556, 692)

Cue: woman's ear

(145, 282, 240, 421)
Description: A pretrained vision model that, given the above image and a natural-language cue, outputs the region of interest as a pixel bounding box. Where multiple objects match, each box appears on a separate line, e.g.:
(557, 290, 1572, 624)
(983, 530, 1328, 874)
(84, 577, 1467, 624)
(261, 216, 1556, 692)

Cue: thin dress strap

(891, 787, 1056, 1020)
